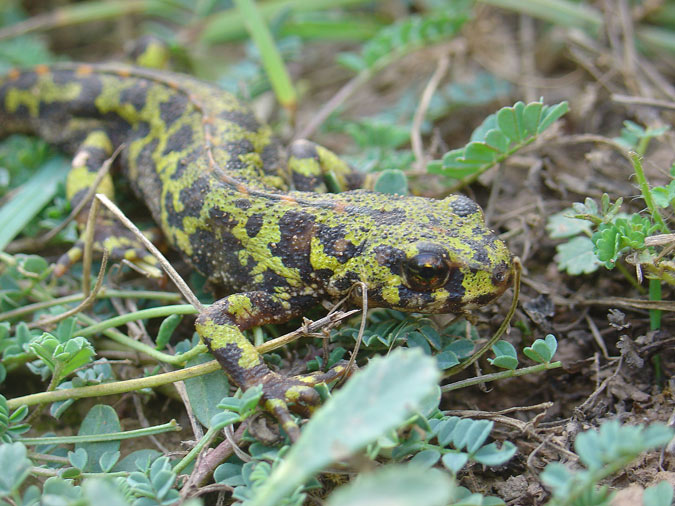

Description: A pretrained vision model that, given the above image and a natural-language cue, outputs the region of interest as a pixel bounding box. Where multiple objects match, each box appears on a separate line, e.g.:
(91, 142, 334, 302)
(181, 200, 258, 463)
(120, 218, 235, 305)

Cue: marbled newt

(0, 63, 513, 439)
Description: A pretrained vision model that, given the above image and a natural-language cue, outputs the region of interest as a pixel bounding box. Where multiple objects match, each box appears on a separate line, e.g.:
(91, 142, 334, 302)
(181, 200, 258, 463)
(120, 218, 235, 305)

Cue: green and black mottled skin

(0, 63, 513, 439)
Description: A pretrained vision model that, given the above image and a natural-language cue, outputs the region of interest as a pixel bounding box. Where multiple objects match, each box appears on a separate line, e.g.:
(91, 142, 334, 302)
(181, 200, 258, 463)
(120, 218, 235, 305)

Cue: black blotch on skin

(159, 94, 187, 128)
(206, 340, 269, 386)
(119, 82, 149, 111)
(222, 140, 256, 171)
(292, 172, 324, 192)
(261, 269, 291, 293)
(245, 213, 263, 238)
(51, 69, 75, 86)
(133, 120, 151, 140)
(332, 270, 360, 292)
(363, 207, 407, 226)
(373, 244, 405, 276)
(163, 124, 193, 155)
(270, 210, 316, 274)
(164, 177, 210, 230)
(188, 223, 246, 285)
(132, 135, 157, 174)
(75, 75, 105, 114)
(260, 140, 285, 180)
(318, 224, 359, 264)
(219, 109, 260, 132)
(445, 269, 466, 301)
(397, 286, 434, 307)
(10, 71, 38, 90)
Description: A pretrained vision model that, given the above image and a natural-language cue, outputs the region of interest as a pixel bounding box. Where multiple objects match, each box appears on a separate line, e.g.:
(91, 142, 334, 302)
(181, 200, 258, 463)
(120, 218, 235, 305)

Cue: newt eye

(403, 253, 450, 291)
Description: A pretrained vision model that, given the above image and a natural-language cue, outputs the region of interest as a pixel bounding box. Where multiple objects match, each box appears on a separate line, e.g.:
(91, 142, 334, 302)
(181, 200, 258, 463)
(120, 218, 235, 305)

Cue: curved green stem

(7, 359, 221, 410)
(19, 419, 180, 445)
(0, 289, 182, 322)
(441, 361, 562, 393)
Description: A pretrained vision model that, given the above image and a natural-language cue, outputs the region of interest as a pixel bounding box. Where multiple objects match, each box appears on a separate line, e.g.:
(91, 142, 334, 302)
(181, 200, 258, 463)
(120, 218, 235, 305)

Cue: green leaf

(68, 447, 88, 470)
(445, 339, 474, 359)
(484, 130, 509, 153)
(429, 100, 568, 179)
(249, 348, 440, 506)
(540, 462, 573, 494)
(113, 449, 162, 472)
(326, 465, 454, 506)
(489, 340, 518, 370)
(408, 449, 441, 468)
(75, 405, 122, 473)
(0, 156, 70, 250)
(56, 336, 96, 378)
(537, 102, 569, 133)
(20, 255, 48, 275)
(522, 101, 543, 137)
(42, 476, 82, 503)
(239, 385, 264, 417)
(496, 104, 521, 142)
(184, 353, 230, 427)
(338, 10, 468, 73)
(642, 424, 675, 449)
(441, 452, 469, 474)
(81, 478, 130, 506)
(555, 236, 602, 275)
(0, 442, 32, 497)
(643, 481, 674, 506)
(436, 417, 460, 447)
(574, 431, 604, 470)
(436, 350, 460, 369)
(523, 335, 557, 364)
(465, 420, 494, 453)
(214, 462, 246, 486)
(99, 451, 120, 472)
(472, 441, 517, 466)
(373, 169, 408, 195)
(155, 314, 182, 350)
(28, 333, 95, 382)
(546, 210, 593, 239)
(451, 418, 475, 451)
(463, 142, 497, 163)
(209, 411, 240, 429)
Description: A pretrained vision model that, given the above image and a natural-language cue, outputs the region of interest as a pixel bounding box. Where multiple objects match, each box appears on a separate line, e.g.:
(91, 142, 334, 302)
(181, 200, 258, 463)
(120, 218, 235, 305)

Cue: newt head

(322, 192, 513, 313)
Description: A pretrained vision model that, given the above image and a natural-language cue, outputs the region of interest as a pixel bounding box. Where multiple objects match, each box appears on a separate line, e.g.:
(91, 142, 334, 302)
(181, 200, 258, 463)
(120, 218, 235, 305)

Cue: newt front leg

(195, 292, 346, 440)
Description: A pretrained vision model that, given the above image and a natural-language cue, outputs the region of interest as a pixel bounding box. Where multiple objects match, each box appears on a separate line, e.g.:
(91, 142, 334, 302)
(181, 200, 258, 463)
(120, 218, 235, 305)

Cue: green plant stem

(31, 466, 129, 478)
(649, 279, 662, 330)
(4, 306, 205, 372)
(173, 418, 236, 474)
(200, 0, 372, 43)
(443, 258, 521, 377)
(77, 305, 202, 365)
(6, 359, 221, 409)
(234, 0, 297, 112)
(630, 153, 666, 234)
(630, 151, 667, 330)
(3, 296, 202, 370)
(0, 289, 182, 322)
(19, 419, 180, 444)
(78, 304, 197, 337)
(441, 361, 562, 393)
